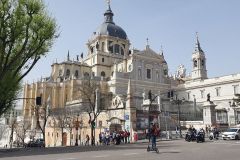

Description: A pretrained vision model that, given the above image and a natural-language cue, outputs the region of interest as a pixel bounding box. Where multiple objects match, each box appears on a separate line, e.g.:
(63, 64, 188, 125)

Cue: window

(75, 70, 79, 78)
(102, 58, 104, 63)
(48, 132, 50, 136)
(59, 69, 62, 76)
(200, 90, 205, 99)
(147, 69, 151, 79)
(57, 133, 58, 137)
(92, 72, 95, 77)
(102, 42, 105, 52)
(66, 69, 70, 77)
(138, 69, 142, 80)
(156, 71, 159, 80)
(202, 60, 205, 66)
(216, 87, 221, 97)
(101, 71, 106, 77)
(114, 44, 120, 54)
(193, 60, 197, 67)
(121, 47, 124, 55)
(233, 85, 239, 94)
(71, 134, 73, 139)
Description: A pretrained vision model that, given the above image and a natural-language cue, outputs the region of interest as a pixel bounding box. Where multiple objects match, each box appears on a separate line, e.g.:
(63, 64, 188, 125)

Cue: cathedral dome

(95, 4, 127, 40)
(96, 23, 127, 40)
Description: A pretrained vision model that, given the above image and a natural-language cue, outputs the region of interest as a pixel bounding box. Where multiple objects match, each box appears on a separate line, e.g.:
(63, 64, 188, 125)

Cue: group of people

(99, 130, 131, 145)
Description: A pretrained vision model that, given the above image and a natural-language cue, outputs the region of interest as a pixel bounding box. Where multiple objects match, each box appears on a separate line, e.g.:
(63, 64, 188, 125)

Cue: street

(0, 139, 240, 160)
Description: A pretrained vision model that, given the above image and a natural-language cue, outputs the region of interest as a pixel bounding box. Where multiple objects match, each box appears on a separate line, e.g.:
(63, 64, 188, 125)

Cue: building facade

(22, 3, 240, 147)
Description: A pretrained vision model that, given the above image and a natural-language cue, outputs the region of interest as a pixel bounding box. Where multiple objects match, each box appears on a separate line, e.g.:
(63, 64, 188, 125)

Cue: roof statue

(176, 64, 186, 78)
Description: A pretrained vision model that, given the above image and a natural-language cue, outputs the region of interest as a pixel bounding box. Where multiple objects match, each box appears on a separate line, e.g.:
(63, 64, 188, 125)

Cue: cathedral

(22, 2, 240, 147)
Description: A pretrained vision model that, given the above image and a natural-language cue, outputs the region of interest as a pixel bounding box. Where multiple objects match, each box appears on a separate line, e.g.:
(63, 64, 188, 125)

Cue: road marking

(123, 153, 139, 156)
(93, 155, 110, 158)
(56, 158, 77, 160)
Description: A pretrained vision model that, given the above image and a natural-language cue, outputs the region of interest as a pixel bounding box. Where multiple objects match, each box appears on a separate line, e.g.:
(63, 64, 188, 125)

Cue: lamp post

(172, 95, 185, 138)
(79, 120, 83, 145)
(75, 114, 80, 146)
(147, 90, 160, 133)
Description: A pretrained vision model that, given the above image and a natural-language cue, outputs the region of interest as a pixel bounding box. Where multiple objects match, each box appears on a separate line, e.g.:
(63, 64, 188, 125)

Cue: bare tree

(51, 107, 72, 146)
(78, 78, 111, 145)
(0, 125, 7, 141)
(35, 105, 49, 146)
(15, 120, 31, 147)
(8, 117, 17, 148)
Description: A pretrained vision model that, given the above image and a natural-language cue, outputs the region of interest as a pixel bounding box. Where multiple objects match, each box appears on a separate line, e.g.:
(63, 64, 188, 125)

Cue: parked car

(222, 128, 240, 140)
(27, 139, 45, 147)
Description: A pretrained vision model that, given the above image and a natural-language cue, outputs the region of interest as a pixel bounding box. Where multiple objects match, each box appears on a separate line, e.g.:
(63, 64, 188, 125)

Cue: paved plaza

(0, 139, 240, 160)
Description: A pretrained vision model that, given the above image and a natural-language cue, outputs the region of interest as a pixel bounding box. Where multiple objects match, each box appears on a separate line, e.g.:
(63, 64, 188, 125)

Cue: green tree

(0, 0, 58, 115)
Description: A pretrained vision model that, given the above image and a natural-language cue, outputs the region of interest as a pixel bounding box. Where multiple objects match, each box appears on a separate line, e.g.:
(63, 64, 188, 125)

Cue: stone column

(203, 101, 217, 126)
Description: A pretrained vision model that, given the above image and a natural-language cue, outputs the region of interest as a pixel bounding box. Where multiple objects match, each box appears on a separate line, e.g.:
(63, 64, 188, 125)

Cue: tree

(78, 78, 110, 146)
(51, 107, 72, 146)
(15, 119, 31, 147)
(0, 0, 58, 116)
(35, 105, 49, 146)
(0, 124, 8, 141)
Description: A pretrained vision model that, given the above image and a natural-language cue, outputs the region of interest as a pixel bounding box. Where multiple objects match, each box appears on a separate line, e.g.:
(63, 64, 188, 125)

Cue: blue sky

(24, 0, 240, 83)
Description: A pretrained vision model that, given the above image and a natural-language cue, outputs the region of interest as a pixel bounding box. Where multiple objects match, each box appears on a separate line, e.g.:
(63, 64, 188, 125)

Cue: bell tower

(191, 33, 207, 80)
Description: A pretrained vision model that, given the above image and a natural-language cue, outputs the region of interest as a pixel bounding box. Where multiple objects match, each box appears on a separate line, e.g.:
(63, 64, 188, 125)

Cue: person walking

(85, 134, 90, 146)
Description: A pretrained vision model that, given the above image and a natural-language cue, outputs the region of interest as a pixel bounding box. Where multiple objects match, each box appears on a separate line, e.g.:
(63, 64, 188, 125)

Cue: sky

(23, 0, 240, 83)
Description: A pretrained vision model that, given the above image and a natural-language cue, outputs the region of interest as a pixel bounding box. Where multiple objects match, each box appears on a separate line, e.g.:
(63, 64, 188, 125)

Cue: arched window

(101, 71, 106, 77)
(114, 44, 120, 54)
(193, 60, 197, 67)
(102, 42, 105, 52)
(202, 60, 204, 66)
(75, 70, 79, 78)
(66, 69, 70, 77)
(59, 69, 62, 76)
(121, 47, 124, 55)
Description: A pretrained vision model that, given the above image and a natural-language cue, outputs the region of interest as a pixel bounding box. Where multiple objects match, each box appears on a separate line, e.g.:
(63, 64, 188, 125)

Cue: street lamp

(75, 114, 80, 146)
(79, 120, 83, 145)
(172, 95, 185, 138)
(147, 90, 160, 132)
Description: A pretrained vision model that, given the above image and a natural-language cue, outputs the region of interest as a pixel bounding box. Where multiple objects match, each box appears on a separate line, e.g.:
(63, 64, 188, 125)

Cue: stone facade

(22, 3, 240, 146)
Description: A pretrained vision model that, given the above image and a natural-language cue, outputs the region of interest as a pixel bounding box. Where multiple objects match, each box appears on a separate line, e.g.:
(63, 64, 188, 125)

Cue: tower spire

(67, 50, 70, 61)
(195, 32, 203, 52)
(146, 38, 150, 49)
(104, 0, 114, 24)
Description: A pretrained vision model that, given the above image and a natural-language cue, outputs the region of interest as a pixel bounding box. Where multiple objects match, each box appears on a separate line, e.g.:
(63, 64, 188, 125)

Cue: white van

(222, 128, 240, 140)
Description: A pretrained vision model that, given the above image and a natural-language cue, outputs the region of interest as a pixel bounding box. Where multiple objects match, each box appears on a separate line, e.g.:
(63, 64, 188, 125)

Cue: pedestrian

(124, 130, 128, 144)
(127, 130, 130, 143)
(150, 123, 159, 149)
(85, 134, 90, 146)
(99, 133, 102, 145)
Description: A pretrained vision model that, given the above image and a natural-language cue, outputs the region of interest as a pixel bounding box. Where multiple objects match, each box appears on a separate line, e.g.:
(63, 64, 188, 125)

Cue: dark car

(27, 139, 45, 147)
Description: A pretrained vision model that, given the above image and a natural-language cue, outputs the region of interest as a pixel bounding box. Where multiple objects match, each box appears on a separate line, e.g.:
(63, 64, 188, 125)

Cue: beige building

(23, 2, 240, 147)
(23, 3, 170, 147)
